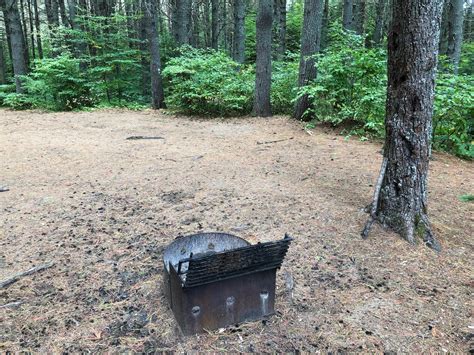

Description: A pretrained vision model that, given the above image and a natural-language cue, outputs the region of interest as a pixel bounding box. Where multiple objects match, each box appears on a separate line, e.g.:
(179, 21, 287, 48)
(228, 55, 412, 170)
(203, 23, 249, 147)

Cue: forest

(0, 0, 473, 158)
(1, 0, 474, 352)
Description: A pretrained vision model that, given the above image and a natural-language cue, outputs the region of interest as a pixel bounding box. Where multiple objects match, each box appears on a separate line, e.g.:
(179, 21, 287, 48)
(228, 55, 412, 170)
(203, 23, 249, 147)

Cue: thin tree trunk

(371, 0, 386, 46)
(439, 0, 449, 54)
(363, 0, 444, 252)
(211, 0, 218, 49)
(0, 39, 6, 84)
(252, 0, 273, 117)
(139, 0, 150, 96)
(27, 0, 36, 60)
(1, 0, 28, 92)
(276, 0, 286, 58)
(59, 0, 70, 26)
(19, 0, 30, 67)
(320, 0, 329, 49)
(293, 0, 323, 120)
(32, 0, 43, 58)
(464, 1, 473, 42)
(354, 0, 365, 35)
(342, 0, 352, 30)
(203, 0, 211, 46)
(145, 0, 165, 108)
(232, 0, 245, 63)
(446, 0, 464, 73)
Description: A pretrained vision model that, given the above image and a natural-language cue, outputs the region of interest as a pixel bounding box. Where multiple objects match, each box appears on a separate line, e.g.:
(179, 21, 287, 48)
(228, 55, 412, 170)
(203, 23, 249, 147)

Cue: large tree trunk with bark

(363, 0, 444, 252)
(172, 0, 191, 44)
(232, 0, 245, 63)
(1, 0, 28, 92)
(342, 0, 352, 30)
(293, 0, 323, 120)
(145, 0, 165, 108)
(445, 0, 463, 73)
(252, 0, 273, 117)
(371, 0, 386, 46)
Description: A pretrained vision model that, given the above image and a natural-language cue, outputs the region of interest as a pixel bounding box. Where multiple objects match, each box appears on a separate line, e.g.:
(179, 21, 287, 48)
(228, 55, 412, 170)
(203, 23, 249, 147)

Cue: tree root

(361, 157, 388, 239)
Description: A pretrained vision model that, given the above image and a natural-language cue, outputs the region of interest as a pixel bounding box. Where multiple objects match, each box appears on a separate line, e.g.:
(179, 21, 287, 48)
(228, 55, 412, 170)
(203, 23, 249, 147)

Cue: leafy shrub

(15, 54, 95, 111)
(298, 26, 387, 135)
(0, 84, 16, 106)
(162, 47, 254, 116)
(271, 56, 299, 114)
(434, 74, 474, 159)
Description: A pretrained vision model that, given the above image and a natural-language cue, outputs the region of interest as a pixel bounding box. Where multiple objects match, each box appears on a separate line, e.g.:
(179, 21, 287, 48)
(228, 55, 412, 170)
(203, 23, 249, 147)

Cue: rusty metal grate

(162, 232, 292, 335)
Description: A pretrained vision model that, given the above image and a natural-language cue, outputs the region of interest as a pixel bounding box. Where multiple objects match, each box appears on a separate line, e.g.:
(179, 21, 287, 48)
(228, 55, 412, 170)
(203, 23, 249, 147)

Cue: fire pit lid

(163, 232, 250, 274)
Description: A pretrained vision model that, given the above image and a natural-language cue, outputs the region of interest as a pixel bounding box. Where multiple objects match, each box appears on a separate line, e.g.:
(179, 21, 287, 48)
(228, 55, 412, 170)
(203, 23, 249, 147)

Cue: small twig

(0, 301, 24, 309)
(361, 157, 388, 239)
(256, 137, 294, 145)
(126, 136, 164, 140)
(0, 262, 55, 289)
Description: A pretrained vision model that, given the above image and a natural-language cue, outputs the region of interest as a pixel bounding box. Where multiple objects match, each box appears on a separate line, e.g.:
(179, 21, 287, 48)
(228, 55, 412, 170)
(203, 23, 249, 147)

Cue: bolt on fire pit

(162, 232, 292, 335)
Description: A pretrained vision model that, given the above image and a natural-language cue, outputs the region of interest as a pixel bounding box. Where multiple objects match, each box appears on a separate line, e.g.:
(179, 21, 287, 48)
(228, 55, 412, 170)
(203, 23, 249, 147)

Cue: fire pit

(162, 232, 292, 335)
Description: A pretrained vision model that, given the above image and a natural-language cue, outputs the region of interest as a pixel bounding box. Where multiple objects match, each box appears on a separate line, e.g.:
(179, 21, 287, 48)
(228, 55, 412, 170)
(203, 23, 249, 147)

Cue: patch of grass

(458, 194, 474, 202)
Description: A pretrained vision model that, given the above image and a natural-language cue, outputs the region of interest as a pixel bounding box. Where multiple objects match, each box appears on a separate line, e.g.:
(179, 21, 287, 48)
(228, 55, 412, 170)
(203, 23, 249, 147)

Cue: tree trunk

(252, 0, 273, 117)
(27, 0, 36, 60)
(173, 0, 191, 44)
(353, 0, 365, 35)
(19, 0, 30, 68)
(211, 0, 218, 49)
(439, 0, 449, 54)
(1, 0, 28, 92)
(145, 0, 165, 108)
(276, 0, 286, 58)
(139, 0, 150, 96)
(342, 0, 352, 30)
(203, 0, 211, 46)
(464, 1, 473, 42)
(320, 0, 329, 49)
(363, 0, 444, 251)
(446, 0, 464, 73)
(59, 0, 70, 26)
(371, 0, 386, 46)
(0, 39, 6, 84)
(32, 0, 43, 58)
(232, 0, 245, 63)
(293, 0, 323, 120)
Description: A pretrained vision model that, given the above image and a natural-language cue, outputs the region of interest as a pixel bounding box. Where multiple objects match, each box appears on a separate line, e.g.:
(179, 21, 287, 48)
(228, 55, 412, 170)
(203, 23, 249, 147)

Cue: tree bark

(276, 0, 286, 58)
(293, 0, 323, 120)
(145, 0, 165, 108)
(173, 0, 191, 44)
(252, 0, 273, 117)
(32, 0, 43, 58)
(342, 0, 352, 30)
(26, 0, 36, 60)
(320, 0, 329, 49)
(232, 0, 245, 63)
(439, 0, 449, 54)
(364, 0, 444, 252)
(211, 0, 218, 49)
(0, 39, 6, 84)
(19, 0, 30, 67)
(353, 0, 365, 35)
(58, 0, 70, 26)
(1, 0, 28, 92)
(446, 0, 464, 73)
(371, 0, 386, 46)
(464, 1, 473, 42)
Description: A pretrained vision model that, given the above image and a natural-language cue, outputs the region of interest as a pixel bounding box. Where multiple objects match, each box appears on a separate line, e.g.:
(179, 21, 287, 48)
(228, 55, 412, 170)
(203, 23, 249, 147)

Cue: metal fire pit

(162, 232, 292, 335)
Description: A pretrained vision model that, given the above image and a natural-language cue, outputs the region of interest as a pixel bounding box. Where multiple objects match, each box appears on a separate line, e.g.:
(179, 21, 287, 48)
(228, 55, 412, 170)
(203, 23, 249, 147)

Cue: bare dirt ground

(1, 108, 473, 353)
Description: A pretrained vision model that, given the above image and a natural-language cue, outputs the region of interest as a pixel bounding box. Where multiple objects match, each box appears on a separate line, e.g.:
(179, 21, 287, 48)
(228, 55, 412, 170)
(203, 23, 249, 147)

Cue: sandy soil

(0, 108, 473, 352)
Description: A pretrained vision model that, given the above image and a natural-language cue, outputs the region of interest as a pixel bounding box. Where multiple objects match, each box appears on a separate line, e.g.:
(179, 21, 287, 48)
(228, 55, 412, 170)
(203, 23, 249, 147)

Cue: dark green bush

(162, 47, 254, 116)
